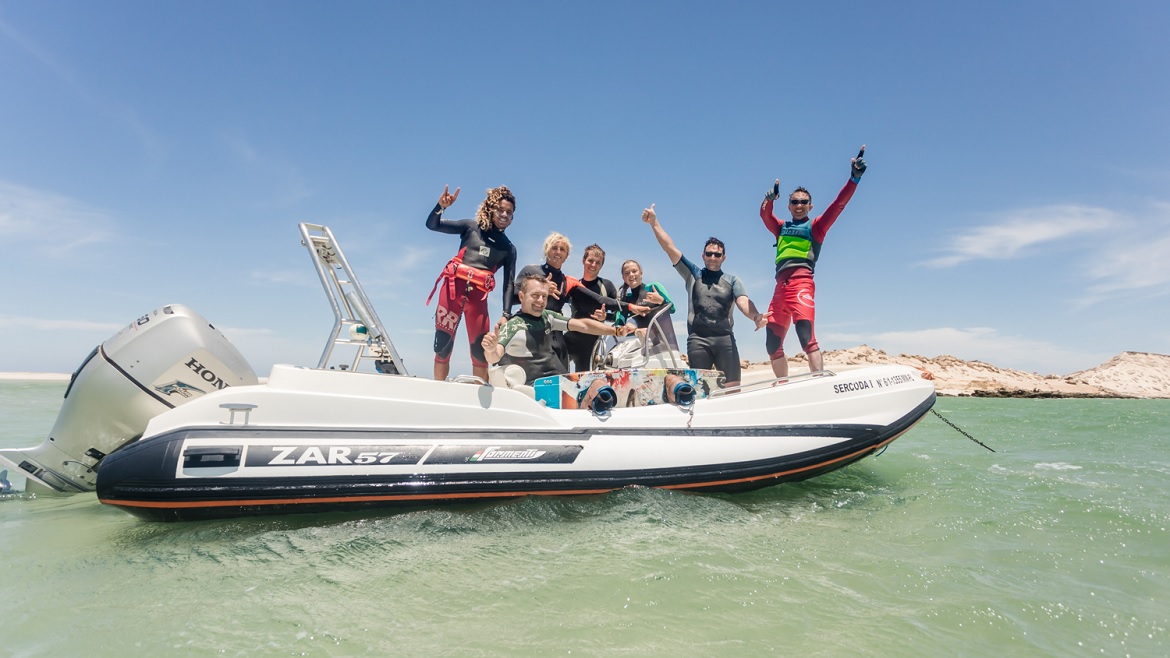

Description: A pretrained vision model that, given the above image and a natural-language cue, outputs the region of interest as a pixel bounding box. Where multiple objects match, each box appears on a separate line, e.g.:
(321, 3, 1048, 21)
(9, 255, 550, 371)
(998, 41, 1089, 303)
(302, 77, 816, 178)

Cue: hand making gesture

(627, 303, 651, 316)
(641, 203, 657, 225)
(546, 273, 561, 300)
(764, 179, 780, 203)
(437, 185, 461, 209)
(851, 146, 867, 179)
(481, 330, 503, 364)
(753, 310, 772, 330)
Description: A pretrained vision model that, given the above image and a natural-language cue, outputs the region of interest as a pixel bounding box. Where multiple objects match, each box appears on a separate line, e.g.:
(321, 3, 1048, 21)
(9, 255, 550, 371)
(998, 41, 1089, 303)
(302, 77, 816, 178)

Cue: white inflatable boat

(1, 224, 935, 521)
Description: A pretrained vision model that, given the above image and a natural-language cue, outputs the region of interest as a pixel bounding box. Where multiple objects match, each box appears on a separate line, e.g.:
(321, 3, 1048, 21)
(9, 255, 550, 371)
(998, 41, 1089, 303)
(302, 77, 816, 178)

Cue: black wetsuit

(564, 276, 620, 372)
(672, 254, 747, 382)
(618, 282, 680, 352)
(425, 204, 517, 365)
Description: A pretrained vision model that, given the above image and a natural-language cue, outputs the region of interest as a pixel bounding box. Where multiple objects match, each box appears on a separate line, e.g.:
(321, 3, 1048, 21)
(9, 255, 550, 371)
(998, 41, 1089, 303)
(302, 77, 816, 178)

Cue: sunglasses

(704, 251, 724, 258)
(789, 199, 810, 206)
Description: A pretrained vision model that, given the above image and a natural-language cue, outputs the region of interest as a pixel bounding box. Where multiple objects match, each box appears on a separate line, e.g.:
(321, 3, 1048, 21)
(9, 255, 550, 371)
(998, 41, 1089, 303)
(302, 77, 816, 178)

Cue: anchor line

(930, 408, 996, 452)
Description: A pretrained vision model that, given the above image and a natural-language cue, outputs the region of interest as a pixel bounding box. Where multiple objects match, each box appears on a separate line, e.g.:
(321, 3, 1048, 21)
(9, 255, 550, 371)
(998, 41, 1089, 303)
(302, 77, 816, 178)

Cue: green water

(1, 381, 1167, 657)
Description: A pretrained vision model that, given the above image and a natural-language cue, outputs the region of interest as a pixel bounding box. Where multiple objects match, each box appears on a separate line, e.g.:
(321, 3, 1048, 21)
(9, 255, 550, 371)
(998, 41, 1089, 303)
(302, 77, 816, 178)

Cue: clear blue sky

(2, 1, 1167, 376)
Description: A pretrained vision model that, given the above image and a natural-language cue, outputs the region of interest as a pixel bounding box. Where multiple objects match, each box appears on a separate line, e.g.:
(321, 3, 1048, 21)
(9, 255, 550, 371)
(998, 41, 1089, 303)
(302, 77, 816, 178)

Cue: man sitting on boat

(482, 274, 635, 386)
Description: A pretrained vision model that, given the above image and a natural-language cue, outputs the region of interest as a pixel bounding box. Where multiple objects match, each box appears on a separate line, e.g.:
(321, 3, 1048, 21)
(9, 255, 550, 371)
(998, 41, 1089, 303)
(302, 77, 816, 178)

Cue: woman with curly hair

(425, 184, 518, 381)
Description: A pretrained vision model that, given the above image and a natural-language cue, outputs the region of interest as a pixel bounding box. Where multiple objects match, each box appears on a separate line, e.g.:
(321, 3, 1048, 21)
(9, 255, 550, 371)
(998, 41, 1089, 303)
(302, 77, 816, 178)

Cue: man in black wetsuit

(642, 204, 769, 387)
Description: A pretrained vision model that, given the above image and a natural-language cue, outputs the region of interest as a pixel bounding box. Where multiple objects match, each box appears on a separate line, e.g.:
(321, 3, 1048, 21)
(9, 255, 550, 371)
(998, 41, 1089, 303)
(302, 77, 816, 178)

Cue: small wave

(1034, 462, 1082, 471)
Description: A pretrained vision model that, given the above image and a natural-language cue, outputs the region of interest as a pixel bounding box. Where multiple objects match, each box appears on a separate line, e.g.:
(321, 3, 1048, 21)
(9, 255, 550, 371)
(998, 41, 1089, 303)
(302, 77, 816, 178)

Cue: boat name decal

(424, 444, 584, 465)
(833, 380, 873, 394)
(833, 373, 916, 394)
(185, 357, 231, 391)
(470, 447, 545, 461)
(244, 445, 428, 467)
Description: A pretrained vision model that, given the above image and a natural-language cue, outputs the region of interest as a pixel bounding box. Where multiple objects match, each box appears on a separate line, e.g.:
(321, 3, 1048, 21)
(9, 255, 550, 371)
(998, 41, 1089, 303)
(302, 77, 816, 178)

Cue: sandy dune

(744, 346, 1170, 398)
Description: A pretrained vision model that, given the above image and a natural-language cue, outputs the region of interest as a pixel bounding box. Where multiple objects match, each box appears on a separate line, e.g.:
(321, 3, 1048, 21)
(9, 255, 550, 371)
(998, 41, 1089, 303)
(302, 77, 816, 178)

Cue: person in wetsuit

(425, 184, 518, 382)
(513, 232, 574, 365)
(614, 258, 680, 353)
(759, 146, 866, 377)
(642, 205, 769, 387)
(483, 275, 634, 386)
(564, 244, 650, 371)
(516, 234, 645, 371)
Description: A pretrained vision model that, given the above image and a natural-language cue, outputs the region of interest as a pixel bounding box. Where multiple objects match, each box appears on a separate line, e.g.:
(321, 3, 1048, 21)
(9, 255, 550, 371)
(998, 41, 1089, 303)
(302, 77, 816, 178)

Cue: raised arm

(811, 148, 867, 242)
(760, 179, 782, 238)
(642, 204, 683, 266)
(425, 185, 468, 234)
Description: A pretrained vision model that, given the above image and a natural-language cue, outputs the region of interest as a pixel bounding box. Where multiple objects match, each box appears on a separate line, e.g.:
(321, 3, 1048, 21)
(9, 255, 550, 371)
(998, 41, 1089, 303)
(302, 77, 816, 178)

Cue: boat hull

(96, 364, 935, 521)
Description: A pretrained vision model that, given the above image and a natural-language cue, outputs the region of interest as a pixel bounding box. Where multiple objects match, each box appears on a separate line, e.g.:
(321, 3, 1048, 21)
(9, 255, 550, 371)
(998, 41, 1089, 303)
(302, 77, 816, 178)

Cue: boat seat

(487, 365, 536, 399)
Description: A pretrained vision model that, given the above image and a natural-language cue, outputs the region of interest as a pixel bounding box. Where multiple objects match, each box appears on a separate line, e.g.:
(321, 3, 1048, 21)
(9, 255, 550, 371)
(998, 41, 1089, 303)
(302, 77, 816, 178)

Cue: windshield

(642, 306, 680, 357)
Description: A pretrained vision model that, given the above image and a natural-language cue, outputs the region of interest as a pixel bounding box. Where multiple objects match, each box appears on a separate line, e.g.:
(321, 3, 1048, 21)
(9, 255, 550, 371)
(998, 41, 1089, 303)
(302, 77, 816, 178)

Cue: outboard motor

(0, 304, 257, 495)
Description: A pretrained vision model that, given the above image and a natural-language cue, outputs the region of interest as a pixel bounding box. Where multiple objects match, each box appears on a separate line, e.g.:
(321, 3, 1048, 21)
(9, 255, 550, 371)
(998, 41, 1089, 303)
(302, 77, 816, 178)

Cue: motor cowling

(0, 304, 257, 494)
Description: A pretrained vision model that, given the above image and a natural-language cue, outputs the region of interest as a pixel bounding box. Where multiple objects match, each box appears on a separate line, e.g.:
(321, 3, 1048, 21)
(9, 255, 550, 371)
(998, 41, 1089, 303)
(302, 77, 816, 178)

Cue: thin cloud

(1082, 207, 1170, 302)
(0, 17, 86, 101)
(0, 17, 163, 159)
(0, 182, 117, 254)
(250, 269, 316, 287)
(0, 315, 123, 333)
(223, 134, 312, 207)
(1083, 230, 1170, 301)
(923, 205, 1114, 268)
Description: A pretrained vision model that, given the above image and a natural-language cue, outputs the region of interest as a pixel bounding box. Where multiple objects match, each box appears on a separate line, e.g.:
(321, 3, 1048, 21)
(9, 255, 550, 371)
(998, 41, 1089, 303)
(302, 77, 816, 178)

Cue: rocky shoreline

(755, 346, 1170, 399)
(5, 347, 1169, 398)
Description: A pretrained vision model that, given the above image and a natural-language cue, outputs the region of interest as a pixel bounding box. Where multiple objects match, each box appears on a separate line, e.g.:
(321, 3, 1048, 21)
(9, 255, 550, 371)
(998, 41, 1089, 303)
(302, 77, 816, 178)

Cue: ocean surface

(1, 379, 1166, 657)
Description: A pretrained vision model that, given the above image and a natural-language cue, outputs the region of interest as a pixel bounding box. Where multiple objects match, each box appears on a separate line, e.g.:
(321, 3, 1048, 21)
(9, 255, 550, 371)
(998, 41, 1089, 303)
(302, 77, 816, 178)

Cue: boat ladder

(298, 222, 409, 376)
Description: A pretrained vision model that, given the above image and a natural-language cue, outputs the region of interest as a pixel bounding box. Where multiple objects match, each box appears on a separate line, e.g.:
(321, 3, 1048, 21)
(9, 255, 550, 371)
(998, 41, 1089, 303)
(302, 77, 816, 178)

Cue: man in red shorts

(759, 146, 867, 377)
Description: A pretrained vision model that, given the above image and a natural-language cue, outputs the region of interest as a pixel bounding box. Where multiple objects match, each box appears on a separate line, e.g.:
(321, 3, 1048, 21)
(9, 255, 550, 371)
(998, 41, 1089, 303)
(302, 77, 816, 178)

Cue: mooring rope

(931, 408, 996, 452)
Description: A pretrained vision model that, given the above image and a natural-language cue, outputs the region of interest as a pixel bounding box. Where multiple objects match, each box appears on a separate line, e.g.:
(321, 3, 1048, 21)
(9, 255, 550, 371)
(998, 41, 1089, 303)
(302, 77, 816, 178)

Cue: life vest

(774, 220, 820, 272)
